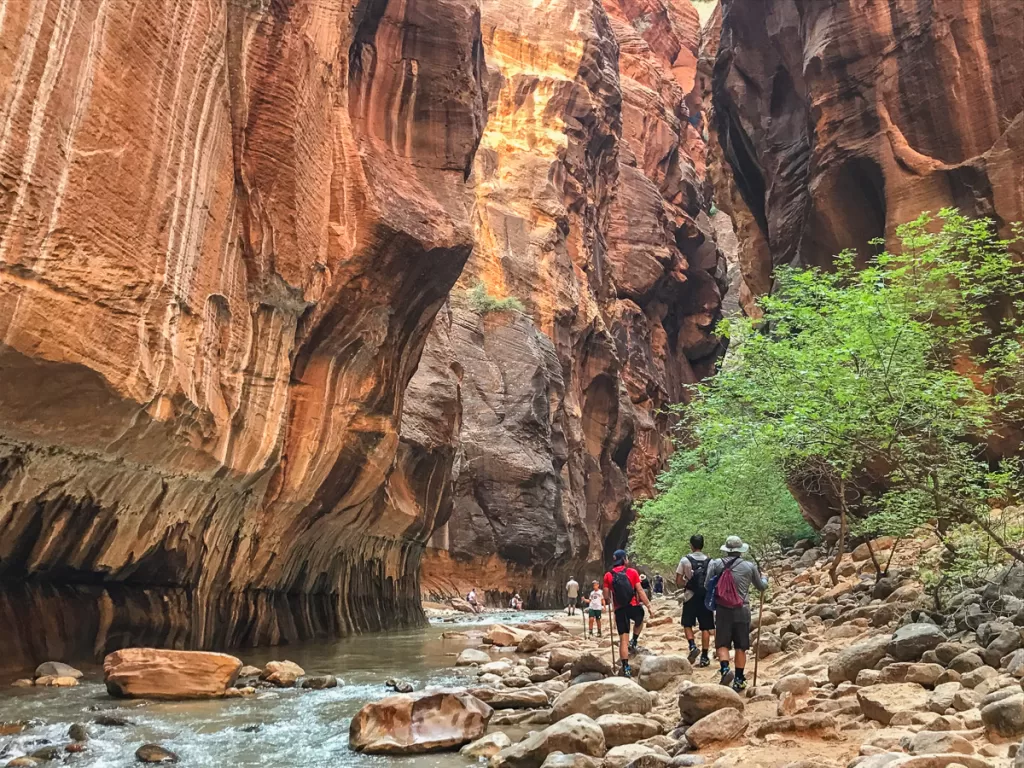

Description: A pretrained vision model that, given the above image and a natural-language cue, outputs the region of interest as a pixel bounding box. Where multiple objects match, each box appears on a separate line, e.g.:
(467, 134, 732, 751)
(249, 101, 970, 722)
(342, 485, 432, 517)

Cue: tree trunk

(828, 477, 848, 586)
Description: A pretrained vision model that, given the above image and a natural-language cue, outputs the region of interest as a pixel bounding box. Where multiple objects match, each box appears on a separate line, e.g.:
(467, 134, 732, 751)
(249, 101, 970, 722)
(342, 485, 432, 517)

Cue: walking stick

(752, 588, 765, 688)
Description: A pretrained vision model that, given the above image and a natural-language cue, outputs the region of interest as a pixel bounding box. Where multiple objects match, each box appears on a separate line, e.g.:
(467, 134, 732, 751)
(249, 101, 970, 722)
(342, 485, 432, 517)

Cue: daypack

(685, 555, 709, 597)
(704, 557, 743, 611)
(609, 568, 636, 609)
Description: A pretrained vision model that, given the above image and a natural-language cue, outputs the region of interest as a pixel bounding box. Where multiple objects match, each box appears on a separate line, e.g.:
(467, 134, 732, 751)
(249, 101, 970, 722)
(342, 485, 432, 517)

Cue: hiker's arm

(753, 564, 769, 592)
(674, 559, 689, 588)
(637, 584, 653, 611)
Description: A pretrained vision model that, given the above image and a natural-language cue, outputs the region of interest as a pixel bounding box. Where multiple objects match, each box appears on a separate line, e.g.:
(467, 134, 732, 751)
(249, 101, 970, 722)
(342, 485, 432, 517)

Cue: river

(0, 610, 556, 767)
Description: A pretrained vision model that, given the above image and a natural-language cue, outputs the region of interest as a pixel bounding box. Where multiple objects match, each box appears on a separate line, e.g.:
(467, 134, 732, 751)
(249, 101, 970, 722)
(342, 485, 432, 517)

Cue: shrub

(466, 281, 525, 314)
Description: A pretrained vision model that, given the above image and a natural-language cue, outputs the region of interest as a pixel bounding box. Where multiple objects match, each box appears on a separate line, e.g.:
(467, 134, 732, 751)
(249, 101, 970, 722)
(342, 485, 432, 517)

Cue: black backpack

(685, 555, 709, 597)
(609, 568, 636, 608)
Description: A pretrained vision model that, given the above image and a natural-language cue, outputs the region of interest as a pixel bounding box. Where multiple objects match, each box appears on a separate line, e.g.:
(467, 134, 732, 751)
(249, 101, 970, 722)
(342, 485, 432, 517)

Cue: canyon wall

(420, 0, 726, 605)
(0, 0, 486, 667)
(710, 0, 1023, 313)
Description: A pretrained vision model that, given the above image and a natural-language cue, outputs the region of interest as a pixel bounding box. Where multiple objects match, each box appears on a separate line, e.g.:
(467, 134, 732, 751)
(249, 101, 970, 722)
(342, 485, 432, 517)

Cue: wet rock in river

(460, 731, 512, 758)
(94, 715, 133, 727)
(262, 660, 304, 688)
(349, 691, 492, 754)
(68, 723, 89, 741)
(457, 648, 492, 666)
(10, 680, 33, 688)
(136, 743, 179, 763)
(300, 675, 339, 690)
(104, 648, 242, 699)
(34, 676, 78, 687)
(238, 665, 262, 678)
(29, 747, 62, 761)
(34, 662, 83, 680)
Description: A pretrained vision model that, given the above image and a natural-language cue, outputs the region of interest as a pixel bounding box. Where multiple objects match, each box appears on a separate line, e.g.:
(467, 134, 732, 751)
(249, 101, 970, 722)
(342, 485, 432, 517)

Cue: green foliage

(466, 281, 526, 315)
(632, 210, 1024, 588)
(631, 441, 813, 570)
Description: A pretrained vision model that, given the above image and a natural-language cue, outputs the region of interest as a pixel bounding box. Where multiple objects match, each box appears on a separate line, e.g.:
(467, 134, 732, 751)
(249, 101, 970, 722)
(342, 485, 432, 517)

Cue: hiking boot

(719, 668, 734, 686)
(687, 646, 700, 663)
(698, 654, 710, 668)
(732, 677, 747, 693)
(628, 637, 639, 653)
(620, 663, 632, 678)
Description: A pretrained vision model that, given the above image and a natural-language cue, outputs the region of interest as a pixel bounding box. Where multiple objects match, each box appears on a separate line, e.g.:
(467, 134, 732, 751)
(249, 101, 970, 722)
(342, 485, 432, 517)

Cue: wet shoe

(732, 678, 747, 693)
(698, 655, 711, 668)
(628, 638, 639, 653)
(687, 646, 700, 663)
(620, 663, 632, 678)
(719, 669, 734, 686)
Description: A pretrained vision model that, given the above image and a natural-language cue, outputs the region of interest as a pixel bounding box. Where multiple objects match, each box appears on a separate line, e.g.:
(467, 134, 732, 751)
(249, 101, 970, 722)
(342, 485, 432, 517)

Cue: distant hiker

(467, 588, 482, 613)
(653, 574, 664, 595)
(509, 593, 523, 610)
(640, 573, 653, 599)
(587, 580, 604, 637)
(676, 534, 714, 668)
(566, 576, 580, 616)
(603, 549, 654, 678)
(705, 535, 768, 692)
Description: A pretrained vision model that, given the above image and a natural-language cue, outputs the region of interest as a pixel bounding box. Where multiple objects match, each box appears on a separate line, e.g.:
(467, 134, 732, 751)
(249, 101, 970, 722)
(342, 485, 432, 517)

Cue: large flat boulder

(685, 708, 748, 748)
(857, 683, 929, 725)
(349, 690, 492, 754)
(594, 714, 662, 747)
(551, 678, 653, 722)
(828, 635, 891, 685)
(103, 648, 242, 699)
(490, 713, 606, 768)
(469, 686, 550, 709)
(888, 625, 947, 663)
(487, 625, 530, 647)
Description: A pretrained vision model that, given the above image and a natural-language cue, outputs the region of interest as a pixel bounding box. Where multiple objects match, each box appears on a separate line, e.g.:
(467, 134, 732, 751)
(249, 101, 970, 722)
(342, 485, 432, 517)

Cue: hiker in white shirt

(586, 581, 604, 637)
(565, 577, 580, 616)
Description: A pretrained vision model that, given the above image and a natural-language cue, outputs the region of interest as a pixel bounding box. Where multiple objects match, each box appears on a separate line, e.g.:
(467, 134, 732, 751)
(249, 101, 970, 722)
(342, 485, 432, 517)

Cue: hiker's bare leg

(619, 634, 629, 661)
(684, 627, 695, 643)
(717, 646, 730, 662)
(735, 650, 747, 669)
(701, 630, 711, 651)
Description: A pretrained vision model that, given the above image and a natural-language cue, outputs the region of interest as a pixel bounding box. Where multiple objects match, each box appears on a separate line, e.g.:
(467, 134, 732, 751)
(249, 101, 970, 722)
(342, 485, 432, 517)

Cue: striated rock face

(421, 0, 725, 604)
(0, 0, 486, 666)
(711, 0, 1024, 306)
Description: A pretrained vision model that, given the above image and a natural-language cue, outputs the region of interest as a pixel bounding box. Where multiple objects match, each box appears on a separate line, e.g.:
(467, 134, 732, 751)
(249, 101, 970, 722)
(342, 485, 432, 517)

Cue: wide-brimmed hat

(721, 535, 750, 554)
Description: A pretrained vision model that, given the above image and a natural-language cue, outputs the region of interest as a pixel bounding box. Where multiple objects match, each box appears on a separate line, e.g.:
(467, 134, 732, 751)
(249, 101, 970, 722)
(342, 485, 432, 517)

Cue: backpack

(704, 557, 743, 611)
(609, 567, 636, 609)
(685, 555, 709, 597)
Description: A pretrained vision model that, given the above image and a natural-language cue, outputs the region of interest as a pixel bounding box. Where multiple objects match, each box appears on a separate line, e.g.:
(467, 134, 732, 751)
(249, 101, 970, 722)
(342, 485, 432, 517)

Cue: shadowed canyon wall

(710, 0, 1023, 318)
(0, 0, 486, 667)
(419, 0, 727, 605)
(708, 0, 1024, 524)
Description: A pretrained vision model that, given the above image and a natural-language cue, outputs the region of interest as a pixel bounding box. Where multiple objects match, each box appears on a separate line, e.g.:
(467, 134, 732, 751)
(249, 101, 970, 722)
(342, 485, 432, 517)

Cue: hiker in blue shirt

(704, 535, 768, 692)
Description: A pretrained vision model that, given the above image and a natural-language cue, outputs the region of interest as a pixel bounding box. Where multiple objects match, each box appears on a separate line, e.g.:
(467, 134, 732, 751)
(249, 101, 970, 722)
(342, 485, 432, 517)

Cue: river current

(0, 610, 554, 767)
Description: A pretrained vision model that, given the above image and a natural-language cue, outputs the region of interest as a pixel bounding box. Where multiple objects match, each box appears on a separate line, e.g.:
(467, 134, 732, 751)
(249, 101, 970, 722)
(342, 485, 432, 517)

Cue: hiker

(586, 580, 604, 637)
(467, 587, 482, 613)
(653, 574, 664, 595)
(705, 535, 768, 692)
(640, 573, 653, 599)
(513, 593, 523, 610)
(565, 576, 580, 616)
(603, 549, 654, 678)
(675, 534, 714, 668)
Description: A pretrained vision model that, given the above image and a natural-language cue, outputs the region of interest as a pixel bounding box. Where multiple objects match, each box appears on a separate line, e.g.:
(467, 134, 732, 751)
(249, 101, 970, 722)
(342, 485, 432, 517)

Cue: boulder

(550, 648, 583, 672)
(905, 664, 945, 688)
(636, 656, 692, 692)
(301, 675, 339, 690)
(961, 666, 998, 689)
(888, 625, 947, 663)
(452, 598, 477, 614)
(949, 653, 985, 674)
(685, 708, 748, 748)
(349, 690, 492, 754)
(481, 660, 514, 676)
(540, 754, 602, 768)
(470, 686, 550, 709)
(551, 678, 653, 722)
(601, 744, 667, 768)
(262, 660, 304, 687)
(35, 675, 78, 687)
(985, 629, 1022, 668)
(981, 693, 1024, 740)
(520, 633, 555, 654)
(238, 665, 262, 678)
(858, 683, 930, 724)
(828, 635, 891, 685)
(490, 714, 606, 768)
(462, 732, 513, 759)
(570, 652, 614, 679)
(1004, 649, 1024, 678)
(909, 731, 974, 755)
(594, 714, 662, 748)
(104, 648, 242, 699)
(755, 632, 782, 658)
(772, 674, 812, 697)
(927, 682, 962, 714)
(136, 744, 179, 763)
(753, 712, 836, 737)
(487, 625, 530, 647)
(678, 684, 745, 725)
(34, 662, 83, 680)
(458, 649, 493, 666)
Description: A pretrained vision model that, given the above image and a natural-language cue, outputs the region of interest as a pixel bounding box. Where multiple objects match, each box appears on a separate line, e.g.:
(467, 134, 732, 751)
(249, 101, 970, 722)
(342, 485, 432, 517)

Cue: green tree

(634, 211, 1024, 595)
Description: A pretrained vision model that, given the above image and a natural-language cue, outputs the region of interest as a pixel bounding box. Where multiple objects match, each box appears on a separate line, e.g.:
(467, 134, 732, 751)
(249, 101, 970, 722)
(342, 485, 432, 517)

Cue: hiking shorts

(715, 605, 751, 651)
(588, 609, 603, 619)
(681, 598, 715, 631)
(566, 596, 579, 607)
(614, 604, 645, 636)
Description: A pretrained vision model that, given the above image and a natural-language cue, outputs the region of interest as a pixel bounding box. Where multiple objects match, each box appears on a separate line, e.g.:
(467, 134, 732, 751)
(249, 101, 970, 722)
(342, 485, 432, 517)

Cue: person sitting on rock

(705, 535, 768, 692)
(467, 588, 481, 613)
(603, 549, 654, 678)
(587, 580, 604, 638)
(676, 533, 714, 668)
(565, 576, 580, 616)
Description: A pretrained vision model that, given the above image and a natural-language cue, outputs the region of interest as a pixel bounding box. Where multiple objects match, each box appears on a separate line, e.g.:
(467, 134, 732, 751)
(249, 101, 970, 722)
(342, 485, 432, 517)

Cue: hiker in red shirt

(603, 549, 654, 678)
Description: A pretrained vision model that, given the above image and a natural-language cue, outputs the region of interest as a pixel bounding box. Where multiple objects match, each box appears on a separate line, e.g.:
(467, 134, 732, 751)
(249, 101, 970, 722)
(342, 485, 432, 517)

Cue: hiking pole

(752, 588, 765, 688)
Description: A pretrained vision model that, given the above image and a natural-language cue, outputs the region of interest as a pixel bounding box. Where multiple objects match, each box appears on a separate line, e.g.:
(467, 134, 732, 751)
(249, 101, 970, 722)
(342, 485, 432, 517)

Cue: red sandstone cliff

(0, 0, 485, 665)
(710, 0, 1023, 313)
(419, 0, 726, 605)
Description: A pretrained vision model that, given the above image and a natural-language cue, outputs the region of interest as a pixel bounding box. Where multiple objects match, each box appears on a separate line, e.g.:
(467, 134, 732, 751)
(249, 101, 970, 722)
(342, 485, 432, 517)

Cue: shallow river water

(0, 610, 554, 768)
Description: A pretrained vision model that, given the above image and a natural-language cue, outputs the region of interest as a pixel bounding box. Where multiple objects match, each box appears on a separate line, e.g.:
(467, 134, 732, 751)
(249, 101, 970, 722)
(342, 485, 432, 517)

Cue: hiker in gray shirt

(705, 535, 768, 692)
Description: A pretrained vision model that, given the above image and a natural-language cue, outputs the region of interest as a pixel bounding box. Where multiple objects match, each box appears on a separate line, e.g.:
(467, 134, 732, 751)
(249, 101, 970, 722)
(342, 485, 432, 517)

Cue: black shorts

(715, 605, 751, 650)
(681, 598, 715, 631)
(614, 604, 645, 636)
